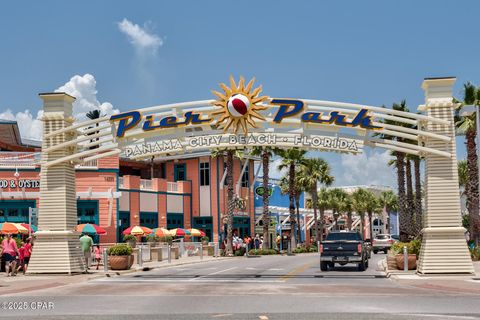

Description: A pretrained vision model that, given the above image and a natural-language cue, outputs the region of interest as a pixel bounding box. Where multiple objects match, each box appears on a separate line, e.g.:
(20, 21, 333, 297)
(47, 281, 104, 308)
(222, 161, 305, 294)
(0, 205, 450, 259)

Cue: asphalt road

(2, 253, 480, 320)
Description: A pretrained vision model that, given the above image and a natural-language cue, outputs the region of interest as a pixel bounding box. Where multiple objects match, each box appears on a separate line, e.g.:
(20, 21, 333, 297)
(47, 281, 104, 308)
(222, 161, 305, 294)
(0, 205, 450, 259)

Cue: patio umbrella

(122, 225, 153, 236)
(0, 222, 28, 235)
(152, 228, 171, 237)
(20, 223, 37, 234)
(76, 223, 107, 235)
(188, 228, 206, 237)
(169, 228, 191, 237)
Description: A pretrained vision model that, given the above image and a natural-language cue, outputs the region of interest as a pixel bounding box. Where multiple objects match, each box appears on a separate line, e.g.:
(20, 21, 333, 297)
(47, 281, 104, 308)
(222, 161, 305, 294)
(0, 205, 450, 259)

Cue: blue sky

(1, 1, 479, 187)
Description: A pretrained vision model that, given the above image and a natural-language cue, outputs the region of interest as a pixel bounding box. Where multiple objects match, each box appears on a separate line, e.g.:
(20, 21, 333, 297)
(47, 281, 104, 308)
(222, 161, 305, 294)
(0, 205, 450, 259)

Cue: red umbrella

(76, 223, 106, 235)
(122, 225, 153, 236)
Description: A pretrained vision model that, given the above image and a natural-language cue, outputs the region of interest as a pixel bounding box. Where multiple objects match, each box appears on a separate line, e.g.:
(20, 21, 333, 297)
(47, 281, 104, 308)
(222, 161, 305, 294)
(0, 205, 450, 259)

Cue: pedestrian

(276, 234, 281, 250)
(79, 233, 93, 271)
(254, 234, 260, 250)
(1, 234, 18, 277)
(17, 241, 25, 274)
(22, 238, 32, 274)
(93, 245, 101, 270)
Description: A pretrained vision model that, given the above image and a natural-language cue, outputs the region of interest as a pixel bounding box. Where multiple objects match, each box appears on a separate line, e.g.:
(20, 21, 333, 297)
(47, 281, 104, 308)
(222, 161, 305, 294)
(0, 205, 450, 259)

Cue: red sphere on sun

(227, 94, 250, 117)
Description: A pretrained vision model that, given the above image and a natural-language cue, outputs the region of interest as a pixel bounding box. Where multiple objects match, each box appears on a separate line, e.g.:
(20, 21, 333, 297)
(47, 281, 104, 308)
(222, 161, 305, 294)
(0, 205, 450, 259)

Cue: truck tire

(358, 259, 366, 271)
(320, 261, 328, 271)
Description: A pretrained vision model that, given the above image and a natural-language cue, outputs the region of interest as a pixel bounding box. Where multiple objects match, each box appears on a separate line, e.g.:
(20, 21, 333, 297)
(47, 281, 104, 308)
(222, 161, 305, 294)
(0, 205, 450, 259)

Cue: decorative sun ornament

(211, 76, 269, 133)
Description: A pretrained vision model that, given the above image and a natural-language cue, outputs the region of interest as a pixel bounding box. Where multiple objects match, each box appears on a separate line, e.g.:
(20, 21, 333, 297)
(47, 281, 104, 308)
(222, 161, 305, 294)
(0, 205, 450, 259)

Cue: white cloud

(0, 109, 43, 141)
(55, 74, 119, 119)
(337, 149, 396, 188)
(0, 74, 117, 141)
(117, 18, 163, 54)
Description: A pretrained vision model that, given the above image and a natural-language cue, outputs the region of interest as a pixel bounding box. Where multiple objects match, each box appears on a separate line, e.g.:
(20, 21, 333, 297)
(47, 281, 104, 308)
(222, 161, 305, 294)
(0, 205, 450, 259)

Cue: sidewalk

(0, 255, 231, 296)
(386, 260, 480, 295)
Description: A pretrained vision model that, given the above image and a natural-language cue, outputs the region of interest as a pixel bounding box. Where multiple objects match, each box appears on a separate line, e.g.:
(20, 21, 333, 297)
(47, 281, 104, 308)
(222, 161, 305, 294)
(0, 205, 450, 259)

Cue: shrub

(390, 239, 421, 256)
(147, 235, 160, 243)
(470, 246, 480, 261)
(108, 244, 133, 256)
(159, 235, 173, 244)
(201, 236, 209, 243)
(234, 247, 246, 256)
(123, 234, 136, 242)
(309, 246, 318, 253)
(248, 249, 277, 255)
(293, 247, 307, 253)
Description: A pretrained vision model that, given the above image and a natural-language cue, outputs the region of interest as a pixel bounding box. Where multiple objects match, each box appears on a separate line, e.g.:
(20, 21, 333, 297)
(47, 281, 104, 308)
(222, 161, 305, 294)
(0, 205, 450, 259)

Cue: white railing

(118, 177, 124, 188)
(167, 182, 178, 192)
(0, 152, 40, 168)
(140, 179, 152, 190)
(75, 157, 98, 169)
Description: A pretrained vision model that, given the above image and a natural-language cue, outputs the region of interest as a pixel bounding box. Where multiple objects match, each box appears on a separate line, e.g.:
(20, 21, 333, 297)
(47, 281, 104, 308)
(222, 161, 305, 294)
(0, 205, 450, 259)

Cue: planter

(171, 247, 179, 259)
(387, 255, 398, 270)
(395, 254, 417, 270)
(108, 255, 133, 270)
(151, 247, 163, 261)
(126, 240, 136, 248)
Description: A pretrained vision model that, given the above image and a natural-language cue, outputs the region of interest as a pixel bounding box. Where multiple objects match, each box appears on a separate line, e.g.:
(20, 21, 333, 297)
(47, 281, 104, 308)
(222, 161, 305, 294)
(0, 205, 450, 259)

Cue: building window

(174, 164, 186, 182)
(200, 162, 210, 186)
(241, 162, 249, 187)
(8, 208, 18, 217)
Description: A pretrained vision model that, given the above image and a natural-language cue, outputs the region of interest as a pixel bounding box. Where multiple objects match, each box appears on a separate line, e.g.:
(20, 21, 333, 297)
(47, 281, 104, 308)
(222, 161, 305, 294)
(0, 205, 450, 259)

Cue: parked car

(372, 234, 396, 254)
(320, 231, 369, 271)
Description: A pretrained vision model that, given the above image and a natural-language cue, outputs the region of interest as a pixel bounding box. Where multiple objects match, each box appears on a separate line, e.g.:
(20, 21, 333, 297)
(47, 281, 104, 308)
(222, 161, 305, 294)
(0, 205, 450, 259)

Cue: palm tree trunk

(414, 157, 422, 235)
(289, 163, 297, 248)
(466, 129, 480, 246)
(397, 153, 408, 242)
(262, 151, 270, 249)
(296, 195, 301, 243)
(347, 212, 352, 230)
(226, 151, 234, 255)
(319, 208, 325, 242)
(360, 214, 364, 239)
(368, 211, 373, 240)
(312, 183, 319, 242)
(406, 158, 414, 236)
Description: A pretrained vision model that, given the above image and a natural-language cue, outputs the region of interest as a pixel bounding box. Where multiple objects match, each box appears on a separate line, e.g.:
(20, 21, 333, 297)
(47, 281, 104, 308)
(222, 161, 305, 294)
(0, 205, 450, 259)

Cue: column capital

(421, 77, 456, 106)
(39, 92, 76, 117)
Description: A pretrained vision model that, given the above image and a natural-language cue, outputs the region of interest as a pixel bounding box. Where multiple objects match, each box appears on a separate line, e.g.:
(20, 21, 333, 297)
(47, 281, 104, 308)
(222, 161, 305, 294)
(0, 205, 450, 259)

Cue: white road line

(189, 266, 238, 281)
(94, 278, 285, 283)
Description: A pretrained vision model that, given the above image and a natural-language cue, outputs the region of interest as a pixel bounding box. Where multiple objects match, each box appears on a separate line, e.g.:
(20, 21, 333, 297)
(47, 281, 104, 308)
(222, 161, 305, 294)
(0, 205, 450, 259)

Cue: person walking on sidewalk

(1, 234, 18, 277)
(79, 233, 93, 271)
(93, 245, 101, 270)
(22, 238, 32, 274)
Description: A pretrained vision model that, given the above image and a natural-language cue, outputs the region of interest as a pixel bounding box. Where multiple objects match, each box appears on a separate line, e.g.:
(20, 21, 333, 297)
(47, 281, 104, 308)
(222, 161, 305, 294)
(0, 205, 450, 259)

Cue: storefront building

(0, 121, 255, 244)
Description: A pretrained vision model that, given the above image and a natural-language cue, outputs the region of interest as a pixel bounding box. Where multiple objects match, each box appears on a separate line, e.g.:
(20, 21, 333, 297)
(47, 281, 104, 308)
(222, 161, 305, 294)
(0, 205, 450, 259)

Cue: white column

(27, 93, 86, 274)
(417, 78, 474, 274)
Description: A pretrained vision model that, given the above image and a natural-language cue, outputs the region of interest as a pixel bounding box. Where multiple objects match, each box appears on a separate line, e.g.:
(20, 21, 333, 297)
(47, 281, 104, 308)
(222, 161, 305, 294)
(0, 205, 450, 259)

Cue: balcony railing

(75, 157, 98, 169)
(140, 179, 152, 190)
(167, 182, 178, 192)
(0, 152, 40, 168)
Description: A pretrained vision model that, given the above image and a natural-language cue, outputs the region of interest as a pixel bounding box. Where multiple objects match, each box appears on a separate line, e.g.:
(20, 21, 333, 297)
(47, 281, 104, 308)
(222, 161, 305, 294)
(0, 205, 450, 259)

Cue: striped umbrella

(76, 223, 107, 235)
(122, 225, 153, 236)
(169, 228, 191, 237)
(0, 222, 28, 235)
(188, 228, 206, 237)
(152, 228, 171, 237)
(20, 223, 37, 234)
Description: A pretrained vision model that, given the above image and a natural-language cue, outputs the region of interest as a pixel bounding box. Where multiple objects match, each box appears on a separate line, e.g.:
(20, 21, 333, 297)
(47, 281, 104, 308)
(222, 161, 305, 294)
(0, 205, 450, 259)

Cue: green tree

(277, 148, 307, 248)
(297, 158, 334, 242)
(352, 188, 368, 238)
(85, 109, 104, 149)
(379, 190, 398, 234)
(455, 82, 480, 245)
(328, 188, 348, 231)
(363, 190, 380, 240)
(251, 147, 278, 249)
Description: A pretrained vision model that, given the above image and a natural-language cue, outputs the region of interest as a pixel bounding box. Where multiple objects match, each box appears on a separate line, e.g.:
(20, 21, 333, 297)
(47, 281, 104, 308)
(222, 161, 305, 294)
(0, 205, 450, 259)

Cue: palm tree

(297, 158, 334, 243)
(277, 148, 307, 248)
(86, 109, 104, 149)
(362, 190, 380, 240)
(458, 160, 468, 197)
(379, 190, 398, 234)
(317, 188, 331, 241)
(411, 154, 423, 235)
(211, 149, 243, 255)
(279, 167, 306, 244)
(251, 147, 278, 249)
(328, 188, 348, 231)
(376, 101, 410, 241)
(455, 82, 480, 245)
(352, 188, 368, 238)
(343, 195, 354, 230)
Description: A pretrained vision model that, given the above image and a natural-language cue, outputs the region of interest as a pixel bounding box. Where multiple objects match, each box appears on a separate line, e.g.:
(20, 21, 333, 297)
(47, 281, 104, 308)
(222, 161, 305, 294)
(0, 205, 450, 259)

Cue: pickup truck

(320, 231, 369, 271)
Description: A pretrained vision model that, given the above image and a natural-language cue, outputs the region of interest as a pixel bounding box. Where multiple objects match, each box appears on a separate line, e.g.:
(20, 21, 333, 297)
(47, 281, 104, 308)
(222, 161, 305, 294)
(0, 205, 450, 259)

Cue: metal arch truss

(41, 98, 453, 168)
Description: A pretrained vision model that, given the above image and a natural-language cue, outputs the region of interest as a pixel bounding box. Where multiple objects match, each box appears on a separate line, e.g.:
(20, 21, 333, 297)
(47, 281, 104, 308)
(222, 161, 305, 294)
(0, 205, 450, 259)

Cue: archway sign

(27, 76, 474, 275)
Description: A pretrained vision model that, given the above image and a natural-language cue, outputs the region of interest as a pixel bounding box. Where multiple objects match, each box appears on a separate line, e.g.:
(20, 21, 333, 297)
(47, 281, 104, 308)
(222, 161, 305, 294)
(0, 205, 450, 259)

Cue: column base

(417, 227, 474, 274)
(26, 230, 86, 275)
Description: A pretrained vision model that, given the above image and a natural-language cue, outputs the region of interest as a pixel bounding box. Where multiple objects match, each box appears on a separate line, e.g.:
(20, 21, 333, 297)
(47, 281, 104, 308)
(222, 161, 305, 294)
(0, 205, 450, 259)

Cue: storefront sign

(255, 186, 273, 197)
(124, 133, 361, 158)
(0, 179, 40, 189)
